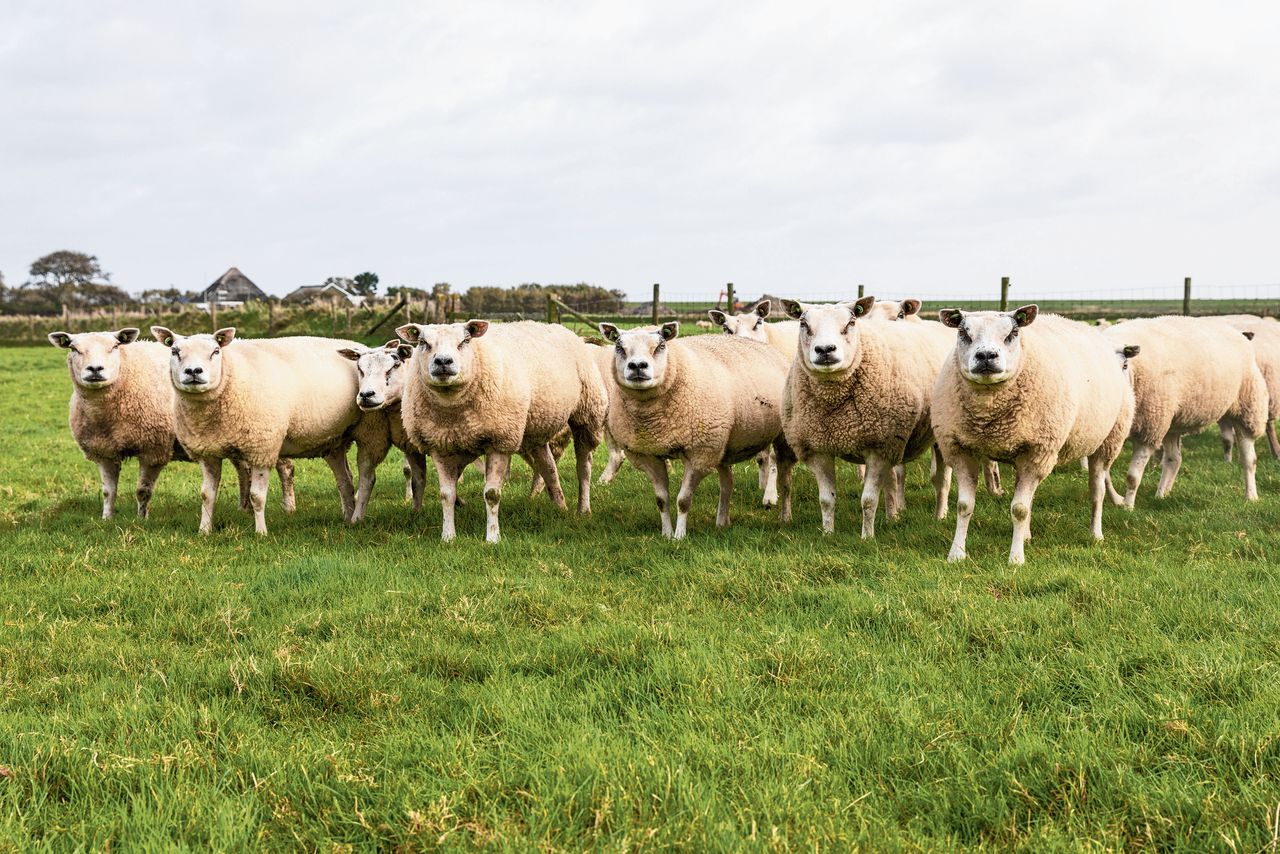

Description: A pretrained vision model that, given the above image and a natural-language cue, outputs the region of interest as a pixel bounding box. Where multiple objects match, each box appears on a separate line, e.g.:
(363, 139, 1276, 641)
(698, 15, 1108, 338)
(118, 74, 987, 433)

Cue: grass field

(2, 345, 1279, 850)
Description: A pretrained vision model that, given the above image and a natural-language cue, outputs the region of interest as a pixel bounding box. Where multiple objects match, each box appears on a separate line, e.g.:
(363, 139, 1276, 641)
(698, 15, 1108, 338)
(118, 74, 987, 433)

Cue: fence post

(1183, 277, 1191, 316)
(346, 303, 353, 334)
(857, 284, 865, 299)
(652, 283, 660, 325)
(546, 294, 556, 324)
(210, 298, 218, 332)
(726, 282, 735, 312)
(1000, 277, 1010, 311)
(267, 300, 275, 335)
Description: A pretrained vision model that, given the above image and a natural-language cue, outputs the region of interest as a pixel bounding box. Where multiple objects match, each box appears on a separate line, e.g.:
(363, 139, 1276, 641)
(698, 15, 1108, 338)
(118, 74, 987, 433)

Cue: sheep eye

(385, 369, 393, 380)
(69, 345, 80, 354)
(897, 312, 905, 320)
(799, 321, 810, 333)
(1005, 329, 1018, 344)
(111, 344, 119, 351)
(655, 341, 665, 353)
(957, 328, 970, 342)
(754, 321, 762, 330)
(171, 347, 180, 356)
(211, 348, 220, 356)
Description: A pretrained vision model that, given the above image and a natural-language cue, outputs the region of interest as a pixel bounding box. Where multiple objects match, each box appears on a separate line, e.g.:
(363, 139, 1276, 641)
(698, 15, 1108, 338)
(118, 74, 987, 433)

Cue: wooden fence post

(652, 283, 660, 325)
(210, 298, 217, 332)
(267, 300, 275, 335)
(346, 303, 353, 334)
(857, 284, 865, 299)
(726, 282, 735, 312)
(1183, 277, 1192, 316)
(62, 303, 69, 327)
(1000, 276, 1010, 311)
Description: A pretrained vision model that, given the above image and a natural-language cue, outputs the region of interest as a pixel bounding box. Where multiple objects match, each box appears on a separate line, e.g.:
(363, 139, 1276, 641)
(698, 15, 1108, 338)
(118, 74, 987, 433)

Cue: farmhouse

(284, 282, 365, 306)
(198, 267, 268, 307)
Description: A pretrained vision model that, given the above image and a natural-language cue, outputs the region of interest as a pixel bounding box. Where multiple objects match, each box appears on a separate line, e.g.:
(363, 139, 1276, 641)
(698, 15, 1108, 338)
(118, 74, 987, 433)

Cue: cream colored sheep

(151, 326, 372, 535)
(933, 306, 1136, 564)
(395, 319, 607, 543)
(782, 297, 947, 537)
(1101, 316, 1268, 506)
(864, 297, 1005, 500)
(589, 343, 629, 484)
(1213, 315, 1280, 461)
(599, 321, 795, 538)
(706, 299, 802, 505)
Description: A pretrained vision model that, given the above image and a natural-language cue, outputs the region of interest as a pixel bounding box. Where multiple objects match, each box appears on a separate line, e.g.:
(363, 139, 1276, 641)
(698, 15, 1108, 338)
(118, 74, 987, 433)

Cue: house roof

(200, 267, 268, 301)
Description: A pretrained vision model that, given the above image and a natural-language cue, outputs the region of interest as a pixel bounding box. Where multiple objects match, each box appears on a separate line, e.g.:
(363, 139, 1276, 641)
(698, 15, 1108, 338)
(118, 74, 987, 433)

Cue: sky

(2, 0, 1278, 302)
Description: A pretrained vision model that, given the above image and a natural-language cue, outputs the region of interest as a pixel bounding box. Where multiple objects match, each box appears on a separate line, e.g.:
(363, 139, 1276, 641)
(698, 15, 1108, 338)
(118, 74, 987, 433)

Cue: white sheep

(706, 299, 802, 506)
(1213, 315, 1280, 461)
(150, 326, 372, 535)
(395, 319, 607, 543)
(932, 306, 1136, 564)
(49, 328, 294, 519)
(781, 297, 949, 537)
(599, 321, 795, 538)
(1101, 316, 1268, 506)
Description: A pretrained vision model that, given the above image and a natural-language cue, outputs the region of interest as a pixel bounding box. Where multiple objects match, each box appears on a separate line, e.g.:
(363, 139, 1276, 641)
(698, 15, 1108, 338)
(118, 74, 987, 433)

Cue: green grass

(2, 346, 1279, 850)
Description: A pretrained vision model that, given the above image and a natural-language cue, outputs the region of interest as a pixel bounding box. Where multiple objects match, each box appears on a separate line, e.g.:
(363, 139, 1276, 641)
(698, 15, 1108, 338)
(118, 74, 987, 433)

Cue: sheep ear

(213, 327, 236, 346)
(151, 326, 176, 346)
(337, 348, 362, 362)
(396, 344, 414, 361)
(395, 324, 423, 345)
(115, 328, 140, 344)
(659, 321, 680, 341)
(1122, 345, 1140, 359)
(48, 331, 73, 349)
(938, 309, 963, 328)
(1242, 330, 1256, 341)
(852, 296, 876, 317)
(901, 299, 921, 316)
(752, 300, 771, 318)
(707, 310, 727, 327)
(781, 299, 804, 320)
(598, 323, 620, 342)
(465, 319, 489, 339)
(382, 339, 400, 350)
(1011, 305, 1038, 327)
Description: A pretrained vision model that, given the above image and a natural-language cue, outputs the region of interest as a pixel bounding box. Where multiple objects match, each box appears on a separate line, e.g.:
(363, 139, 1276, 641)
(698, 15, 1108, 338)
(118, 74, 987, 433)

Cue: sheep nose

(627, 359, 649, 372)
(814, 344, 837, 356)
(433, 355, 453, 367)
(974, 349, 998, 362)
(359, 390, 376, 400)
(184, 366, 203, 376)
(85, 364, 104, 373)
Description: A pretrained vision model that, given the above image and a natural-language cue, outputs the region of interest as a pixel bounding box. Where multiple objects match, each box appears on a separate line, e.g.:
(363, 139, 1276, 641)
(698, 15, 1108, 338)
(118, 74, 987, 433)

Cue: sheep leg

(886, 463, 906, 520)
(1267, 420, 1280, 460)
(598, 438, 626, 484)
(199, 459, 222, 534)
(1123, 440, 1157, 510)
(1008, 460, 1049, 565)
(403, 458, 414, 503)
(1155, 434, 1183, 499)
(323, 450, 356, 522)
(234, 461, 251, 511)
(136, 459, 163, 519)
(433, 454, 473, 541)
(524, 450, 546, 498)
(931, 444, 951, 519)
(715, 464, 733, 528)
(861, 453, 892, 539)
(773, 438, 796, 523)
(95, 460, 121, 520)
(570, 423, 597, 515)
(248, 465, 270, 535)
(673, 463, 712, 540)
(351, 441, 380, 523)
(1236, 423, 1259, 501)
(628, 453, 672, 536)
(809, 454, 838, 534)
(483, 452, 512, 544)
(530, 444, 567, 509)
(1219, 419, 1235, 463)
(759, 449, 778, 508)
(406, 451, 427, 512)
(276, 460, 296, 513)
(855, 463, 865, 482)
(984, 461, 1003, 496)
(1087, 452, 1110, 541)
(947, 454, 980, 562)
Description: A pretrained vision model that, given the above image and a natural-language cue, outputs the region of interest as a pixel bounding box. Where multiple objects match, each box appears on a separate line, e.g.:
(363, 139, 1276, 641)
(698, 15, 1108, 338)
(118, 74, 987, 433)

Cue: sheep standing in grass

(338, 340, 429, 518)
(932, 306, 1136, 564)
(395, 320, 607, 543)
(1214, 315, 1280, 461)
(48, 328, 185, 519)
(781, 297, 946, 537)
(600, 321, 795, 538)
(151, 326, 372, 534)
(1101, 316, 1268, 506)
(590, 344, 629, 484)
(707, 299, 801, 506)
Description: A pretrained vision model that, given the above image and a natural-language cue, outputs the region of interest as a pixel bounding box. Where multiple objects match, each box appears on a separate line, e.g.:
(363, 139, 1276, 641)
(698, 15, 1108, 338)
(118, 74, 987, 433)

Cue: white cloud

(1, 0, 1277, 302)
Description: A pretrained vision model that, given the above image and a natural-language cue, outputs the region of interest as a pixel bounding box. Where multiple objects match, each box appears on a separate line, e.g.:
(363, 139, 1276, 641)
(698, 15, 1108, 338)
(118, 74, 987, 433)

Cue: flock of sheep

(47, 297, 1279, 562)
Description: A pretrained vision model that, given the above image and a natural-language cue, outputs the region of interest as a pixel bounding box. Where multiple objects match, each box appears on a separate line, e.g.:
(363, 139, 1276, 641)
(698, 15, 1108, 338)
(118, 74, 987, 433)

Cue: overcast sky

(2, 1, 1278, 301)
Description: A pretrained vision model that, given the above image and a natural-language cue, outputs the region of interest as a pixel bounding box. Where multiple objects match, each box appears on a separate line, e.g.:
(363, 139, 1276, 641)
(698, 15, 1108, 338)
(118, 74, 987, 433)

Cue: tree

(18, 250, 126, 313)
(352, 271, 379, 296)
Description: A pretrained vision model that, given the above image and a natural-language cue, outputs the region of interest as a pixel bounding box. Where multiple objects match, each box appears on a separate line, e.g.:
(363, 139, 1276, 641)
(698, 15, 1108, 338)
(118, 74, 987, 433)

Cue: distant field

(2, 346, 1279, 849)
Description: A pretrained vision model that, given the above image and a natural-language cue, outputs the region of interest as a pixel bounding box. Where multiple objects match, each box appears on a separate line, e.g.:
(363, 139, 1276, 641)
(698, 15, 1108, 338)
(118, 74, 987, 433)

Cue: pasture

(1, 344, 1279, 850)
